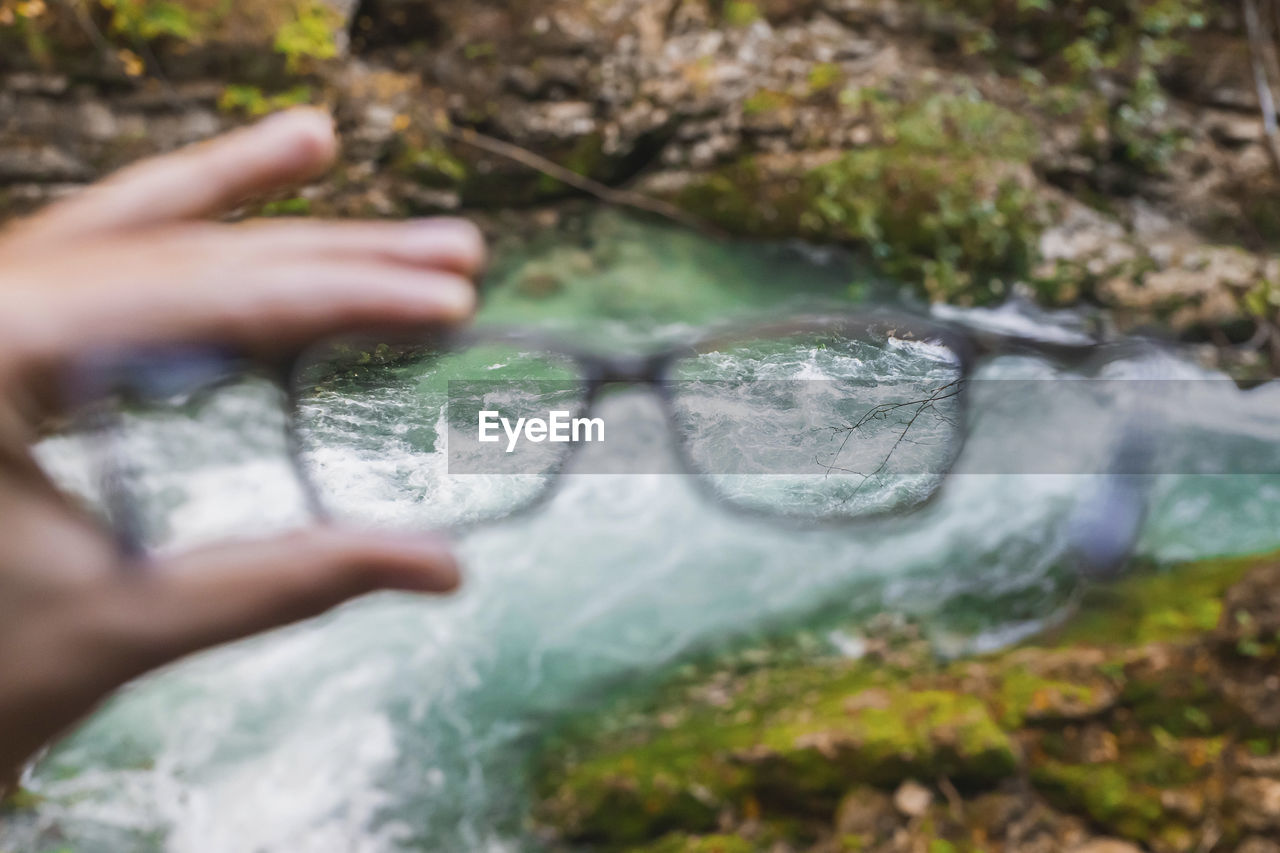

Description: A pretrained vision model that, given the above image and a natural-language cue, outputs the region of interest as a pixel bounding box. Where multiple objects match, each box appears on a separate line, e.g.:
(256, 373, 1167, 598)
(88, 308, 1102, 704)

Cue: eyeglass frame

(66, 309, 1145, 563)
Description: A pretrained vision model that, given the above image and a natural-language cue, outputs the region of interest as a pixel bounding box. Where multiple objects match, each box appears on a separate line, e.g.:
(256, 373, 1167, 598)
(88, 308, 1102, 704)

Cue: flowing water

(10, 210, 1280, 852)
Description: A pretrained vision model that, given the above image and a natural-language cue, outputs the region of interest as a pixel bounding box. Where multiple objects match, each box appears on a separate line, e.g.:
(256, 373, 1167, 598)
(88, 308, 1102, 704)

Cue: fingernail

(257, 107, 330, 134)
(432, 277, 478, 317)
(408, 218, 487, 266)
(384, 534, 463, 592)
(391, 532, 456, 556)
(256, 108, 337, 158)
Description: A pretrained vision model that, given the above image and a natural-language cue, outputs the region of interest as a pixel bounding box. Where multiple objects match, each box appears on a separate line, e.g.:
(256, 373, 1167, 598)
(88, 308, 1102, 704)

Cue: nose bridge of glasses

(585, 354, 667, 385)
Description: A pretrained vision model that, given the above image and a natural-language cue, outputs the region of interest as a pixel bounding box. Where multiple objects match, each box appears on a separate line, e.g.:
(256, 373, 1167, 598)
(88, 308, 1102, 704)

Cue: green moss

(1048, 553, 1267, 648)
(889, 95, 1037, 159)
(996, 667, 1110, 727)
(807, 62, 842, 95)
(1032, 761, 1164, 839)
(463, 41, 497, 61)
(677, 93, 1041, 306)
(1, 785, 42, 813)
(1119, 665, 1237, 736)
(1030, 734, 1219, 838)
(924, 0, 1207, 80)
(753, 689, 1017, 797)
(805, 147, 1037, 305)
(217, 84, 313, 117)
(722, 1, 761, 27)
(631, 834, 755, 853)
(258, 196, 312, 216)
(102, 0, 199, 42)
(396, 145, 469, 187)
(274, 0, 341, 72)
(742, 90, 792, 117)
(567, 134, 606, 176)
(922, 0, 1206, 178)
(538, 747, 745, 844)
(535, 553, 1280, 850)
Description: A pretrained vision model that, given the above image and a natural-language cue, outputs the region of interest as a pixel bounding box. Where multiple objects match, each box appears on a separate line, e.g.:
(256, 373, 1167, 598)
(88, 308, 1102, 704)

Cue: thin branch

(1244, 0, 1280, 178)
(1260, 0, 1280, 88)
(815, 379, 965, 500)
(58, 0, 183, 106)
(442, 125, 724, 237)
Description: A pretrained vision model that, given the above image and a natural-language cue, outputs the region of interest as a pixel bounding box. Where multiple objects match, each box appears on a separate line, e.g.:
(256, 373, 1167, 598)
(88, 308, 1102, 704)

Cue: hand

(0, 109, 484, 790)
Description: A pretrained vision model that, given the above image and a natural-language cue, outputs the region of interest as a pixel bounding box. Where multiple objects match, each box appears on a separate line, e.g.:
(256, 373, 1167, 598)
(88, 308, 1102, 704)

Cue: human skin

(0, 109, 483, 791)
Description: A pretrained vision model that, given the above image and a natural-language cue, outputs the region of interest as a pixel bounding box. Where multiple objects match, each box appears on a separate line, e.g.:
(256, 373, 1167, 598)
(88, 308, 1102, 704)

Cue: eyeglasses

(69, 311, 1135, 558)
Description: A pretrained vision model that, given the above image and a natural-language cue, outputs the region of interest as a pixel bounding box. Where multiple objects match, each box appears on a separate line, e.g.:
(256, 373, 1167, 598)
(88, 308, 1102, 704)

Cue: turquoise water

(11, 210, 1280, 852)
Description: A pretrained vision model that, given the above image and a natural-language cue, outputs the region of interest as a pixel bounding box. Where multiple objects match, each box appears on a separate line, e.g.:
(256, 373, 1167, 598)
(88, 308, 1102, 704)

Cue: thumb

(96, 527, 461, 674)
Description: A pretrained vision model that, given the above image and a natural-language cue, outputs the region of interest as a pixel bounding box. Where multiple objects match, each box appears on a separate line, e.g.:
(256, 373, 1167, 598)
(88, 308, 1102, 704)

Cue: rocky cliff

(3, 0, 1280, 370)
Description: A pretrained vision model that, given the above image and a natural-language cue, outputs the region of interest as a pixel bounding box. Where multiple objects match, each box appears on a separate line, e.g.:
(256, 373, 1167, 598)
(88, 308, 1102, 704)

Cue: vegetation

(534, 551, 1280, 851)
(217, 84, 313, 117)
(101, 0, 198, 42)
(722, 1, 762, 27)
(0, 0, 345, 77)
(273, 0, 341, 72)
(680, 93, 1041, 305)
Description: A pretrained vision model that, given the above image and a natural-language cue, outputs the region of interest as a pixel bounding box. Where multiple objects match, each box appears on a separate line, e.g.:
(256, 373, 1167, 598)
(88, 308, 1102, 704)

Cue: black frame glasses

(68, 309, 1141, 561)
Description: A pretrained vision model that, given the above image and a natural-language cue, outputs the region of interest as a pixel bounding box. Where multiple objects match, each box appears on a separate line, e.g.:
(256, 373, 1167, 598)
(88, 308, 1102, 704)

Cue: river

(10, 210, 1280, 853)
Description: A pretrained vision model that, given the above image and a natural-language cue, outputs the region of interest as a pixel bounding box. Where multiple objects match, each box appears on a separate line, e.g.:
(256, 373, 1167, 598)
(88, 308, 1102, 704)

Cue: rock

(77, 101, 120, 142)
(745, 688, 1018, 801)
(1100, 242, 1264, 332)
(1238, 749, 1280, 777)
(997, 649, 1119, 726)
(891, 780, 932, 818)
(0, 146, 89, 183)
(1216, 563, 1280, 653)
(759, 0, 820, 23)
(1077, 725, 1120, 764)
(1160, 787, 1205, 822)
(1232, 776, 1280, 831)
(1032, 760, 1169, 841)
(3, 72, 68, 95)
(1239, 838, 1280, 853)
(967, 790, 1025, 837)
(1209, 114, 1263, 147)
(1036, 197, 1132, 272)
(1069, 841, 1144, 853)
(833, 786, 897, 837)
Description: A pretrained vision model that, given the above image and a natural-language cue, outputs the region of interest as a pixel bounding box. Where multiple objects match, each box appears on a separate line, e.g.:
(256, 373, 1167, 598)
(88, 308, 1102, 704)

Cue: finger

(12, 256, 478, 370)
(7, 109, 337, 251)
(114, 258, 478, 349)
(90, 528, 461, 673)
(216, 217, 487, 277)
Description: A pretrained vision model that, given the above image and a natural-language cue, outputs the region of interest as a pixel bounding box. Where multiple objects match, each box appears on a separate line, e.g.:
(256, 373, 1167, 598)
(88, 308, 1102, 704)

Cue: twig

(58, 0, 184, 107)
(1244, 0, 1280, 178)
(1260, 0, 1280, 89)
(937, 776, 965, 824)
(815, 378, 965, 504)
(442, 125, 724, 237)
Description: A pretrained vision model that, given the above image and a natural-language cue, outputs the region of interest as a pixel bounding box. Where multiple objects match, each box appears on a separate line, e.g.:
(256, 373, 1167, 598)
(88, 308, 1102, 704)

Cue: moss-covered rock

(533, 552, 1280, 852)
(745, 689, 1017, 802)
(674, 93, 1042, 307)
(995, 664, 1116, 727)
(1031, 760, 1167, 841)
(630, 834, 756, 853)
(0, 0, 349, 81)
(537, 745, 746, 844)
